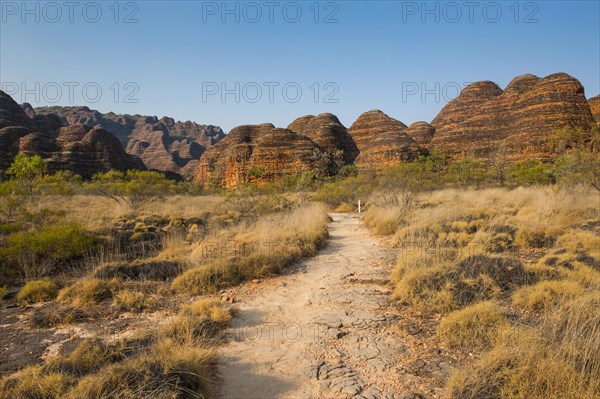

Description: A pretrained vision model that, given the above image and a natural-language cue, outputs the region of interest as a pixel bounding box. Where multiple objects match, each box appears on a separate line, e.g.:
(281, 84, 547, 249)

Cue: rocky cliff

(1, 91, 145, 176)
(33, 106, 224, 179)
(195, 124, 322, 188)
(429, 73, 596, 160)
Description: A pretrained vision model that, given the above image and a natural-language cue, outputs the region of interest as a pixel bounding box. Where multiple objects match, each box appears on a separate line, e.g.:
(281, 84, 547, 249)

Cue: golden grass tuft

(363, 205, 408, 235)
(65, 342, 214, 399)
(46, 338, 123, 376)
(0, 366, 75, 399)
(57, 278, 116, 307)
(446, 322, 600, 399)
(393, 254, 528, 313)
(160, 298, 231, 345)
(514, 228, 556, 249)
(438, 301, 509, 351)
(114, 290, 154, 312)
(15, 278, 60, 304)
(512, 280, 585, 313)
(0, 285, 8, 300)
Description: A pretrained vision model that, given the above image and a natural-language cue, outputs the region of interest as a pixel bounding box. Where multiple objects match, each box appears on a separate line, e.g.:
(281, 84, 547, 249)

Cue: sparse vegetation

(1, 150, 599, 399)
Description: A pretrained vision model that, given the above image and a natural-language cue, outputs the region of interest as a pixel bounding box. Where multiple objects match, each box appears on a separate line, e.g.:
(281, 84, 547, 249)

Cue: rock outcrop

(51, 125, 146, 179)
(195, 124, 322, 188)
(347, 110, 422, 170)
(589, 95, 600, 126)
(31, 106, 136, 146)
(1, 91, 36, 131)
(429, 73, 595, 160)
(21, 103, 36, 119)
(405, 122, 435, 147)
(0, 91, 145, 176)
(33, 106, 224, 178)
(287, 113, 359, 164)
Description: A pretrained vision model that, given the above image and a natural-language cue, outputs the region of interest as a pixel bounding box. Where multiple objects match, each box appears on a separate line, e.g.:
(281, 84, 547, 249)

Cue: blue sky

(1, 0, 599, 132)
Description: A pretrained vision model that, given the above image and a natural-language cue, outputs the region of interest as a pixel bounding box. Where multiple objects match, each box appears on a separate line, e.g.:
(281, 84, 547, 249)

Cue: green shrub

(510, 159, 556, 186)
(313, 174, 375, 207)
(2, 223, 95, 279)
(446, 157, 488, 187)
(5, 154, 46, 194)
(16, 279, 60, 304)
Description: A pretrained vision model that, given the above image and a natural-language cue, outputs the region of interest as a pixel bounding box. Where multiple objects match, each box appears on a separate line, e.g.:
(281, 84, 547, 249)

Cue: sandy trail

(216, 213, 441, 399)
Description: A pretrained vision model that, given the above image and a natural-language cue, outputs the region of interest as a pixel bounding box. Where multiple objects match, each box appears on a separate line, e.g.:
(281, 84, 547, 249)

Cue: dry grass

(173, 203, 328, 295)
(2, 192, 312, 398)
(363, 205, 409, 235)
(393, 254, 528, 313)
(94, 258, 184, 281)
(372, 186, 600, 397)
(446, 326, 597, 399)
(0, 366, 75, 399)
(40, 194, 226, 232)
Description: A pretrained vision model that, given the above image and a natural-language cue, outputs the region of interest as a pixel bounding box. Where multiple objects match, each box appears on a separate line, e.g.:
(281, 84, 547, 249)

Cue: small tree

(490, 145, 511, 186)
(91, 170, 173, 211)
(447, 157, 487, 188)
(555, 150, 600, 192)
(6, 154, 46, 193)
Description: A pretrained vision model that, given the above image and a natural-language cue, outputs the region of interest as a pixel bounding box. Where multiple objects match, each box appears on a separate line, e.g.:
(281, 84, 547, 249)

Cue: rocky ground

(216, 213, 459, 399)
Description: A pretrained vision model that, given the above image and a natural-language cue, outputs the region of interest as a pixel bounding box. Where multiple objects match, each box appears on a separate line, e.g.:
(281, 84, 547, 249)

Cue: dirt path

(216, 213, 451, 399)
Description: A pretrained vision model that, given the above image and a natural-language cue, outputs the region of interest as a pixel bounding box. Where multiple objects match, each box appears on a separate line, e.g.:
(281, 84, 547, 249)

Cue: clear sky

(1, 0, 599, 132)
